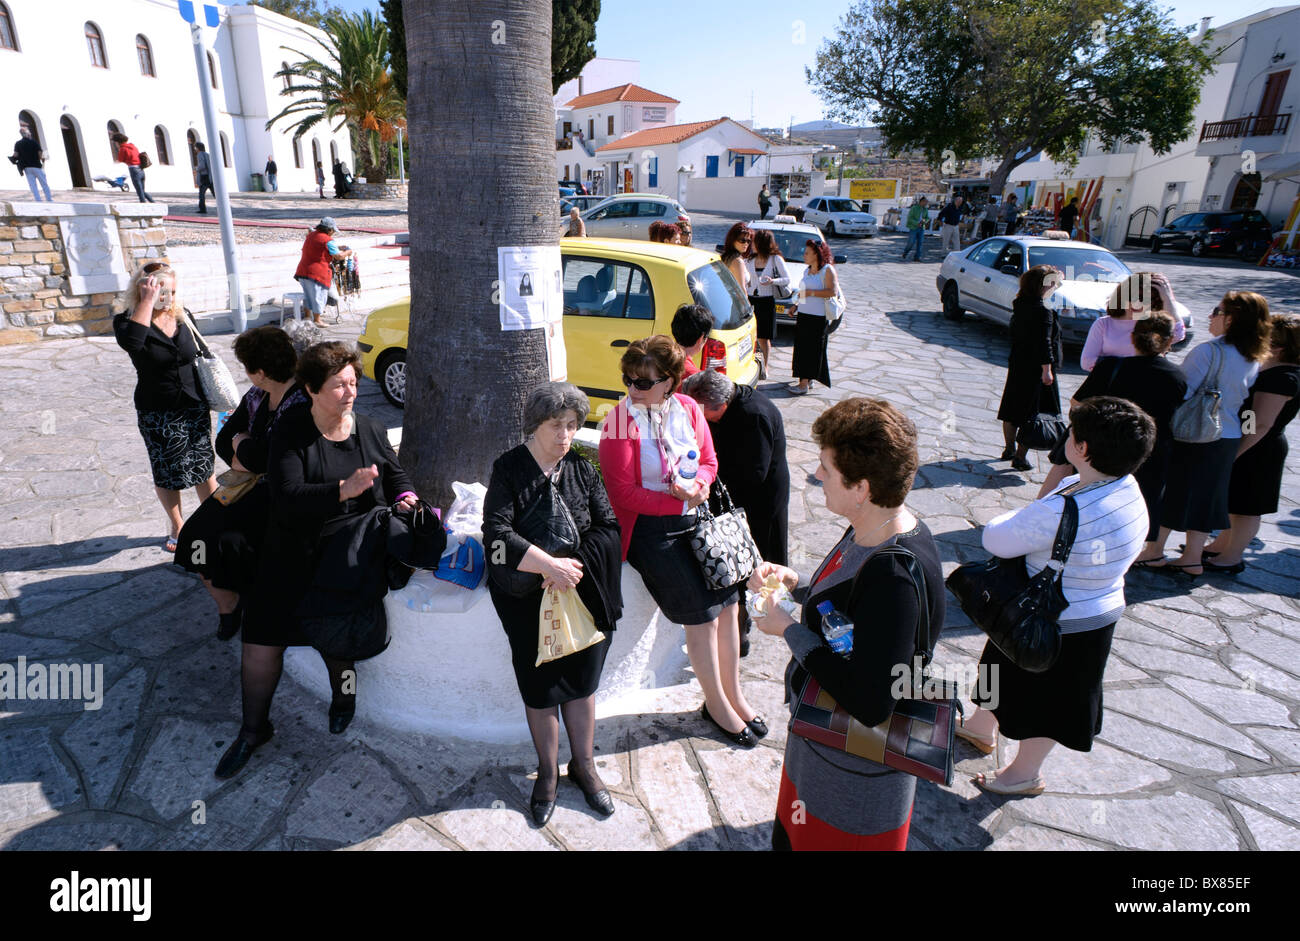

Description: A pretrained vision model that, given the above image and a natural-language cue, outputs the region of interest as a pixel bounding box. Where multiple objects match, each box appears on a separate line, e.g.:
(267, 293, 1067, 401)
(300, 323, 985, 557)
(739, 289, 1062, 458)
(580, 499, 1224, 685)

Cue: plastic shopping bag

(536, 585, 605, 666)
(433, 481, 488, 590)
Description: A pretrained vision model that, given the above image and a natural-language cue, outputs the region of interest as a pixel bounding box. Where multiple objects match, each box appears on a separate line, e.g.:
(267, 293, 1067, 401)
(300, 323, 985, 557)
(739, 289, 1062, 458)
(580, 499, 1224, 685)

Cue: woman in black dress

(1203, 315, 1300, 572)
(997, 265, 1062, 471)
(215, 342, 419, 779)
(483, 383, 624, 827)
(175, 326, 309, 640)
(113, 263, 218, 552)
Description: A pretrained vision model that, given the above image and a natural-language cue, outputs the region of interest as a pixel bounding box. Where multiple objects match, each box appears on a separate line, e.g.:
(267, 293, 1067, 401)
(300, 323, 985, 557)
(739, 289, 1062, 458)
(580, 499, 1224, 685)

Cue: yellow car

(358, 238, 759, 420)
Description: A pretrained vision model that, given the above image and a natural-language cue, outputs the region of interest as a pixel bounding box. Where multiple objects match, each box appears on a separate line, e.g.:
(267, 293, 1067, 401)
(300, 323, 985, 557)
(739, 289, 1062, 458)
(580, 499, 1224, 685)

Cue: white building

(0, 0, 352, 195)
(556, 81, 681, 193)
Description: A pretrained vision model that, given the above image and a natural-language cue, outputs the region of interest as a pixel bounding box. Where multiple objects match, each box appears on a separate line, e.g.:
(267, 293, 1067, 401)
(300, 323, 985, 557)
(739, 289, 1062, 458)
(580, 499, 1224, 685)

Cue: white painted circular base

(282, 563, 693, 743)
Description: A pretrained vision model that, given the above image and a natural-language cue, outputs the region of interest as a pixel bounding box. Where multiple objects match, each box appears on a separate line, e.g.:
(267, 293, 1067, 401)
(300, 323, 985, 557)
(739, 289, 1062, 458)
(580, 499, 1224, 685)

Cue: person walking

(315, 160, 326, 199)
(1080, 272, 1187, 371)
(1140, 291, 1272, 575)
(1203, 314, 1300, 573)
(264, 155, 278, 192)
(959, 397, 1154, 795)
(792, 239, 838, 394)
(758, 184, 773, 220)
(195, 142, 215, 215)
(937, 194, 964, 253)
(997, 265, 1063, 471)
(750, 397, 945, 849)
(779, 184, 790, 214)
(112, 132, 155, 203)
(332, 159, 350, 198)
(483, 382, 624, 826)
(1058, 197, 1080, 237)
(113, 262, 218, 552)
(294, 218, 352, 326)
(10, 125, 52, 202)
(1001, 193, 1020, 235)
(745, 228, 792, 379)
(978, 197, 998, 240)
(901, 196, 928, 261)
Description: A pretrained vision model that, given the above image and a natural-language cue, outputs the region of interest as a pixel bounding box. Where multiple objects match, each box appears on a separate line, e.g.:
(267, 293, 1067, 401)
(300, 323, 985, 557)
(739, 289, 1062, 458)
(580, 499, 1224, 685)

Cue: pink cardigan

(598, 393, 719, 560)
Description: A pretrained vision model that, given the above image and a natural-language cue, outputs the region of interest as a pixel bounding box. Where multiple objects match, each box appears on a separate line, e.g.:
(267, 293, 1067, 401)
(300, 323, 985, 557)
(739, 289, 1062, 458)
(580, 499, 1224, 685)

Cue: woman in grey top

(1138, 291, 1272, 576)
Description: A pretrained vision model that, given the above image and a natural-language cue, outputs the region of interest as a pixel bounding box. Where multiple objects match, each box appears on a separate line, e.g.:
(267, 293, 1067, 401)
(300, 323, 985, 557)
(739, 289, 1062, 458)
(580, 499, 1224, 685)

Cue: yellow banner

(849, 179, 899, 200)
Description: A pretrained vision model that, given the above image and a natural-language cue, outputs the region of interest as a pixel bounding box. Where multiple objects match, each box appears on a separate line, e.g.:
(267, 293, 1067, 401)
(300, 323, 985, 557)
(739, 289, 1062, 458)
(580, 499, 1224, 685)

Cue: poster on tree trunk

(497, 245, 562, 331)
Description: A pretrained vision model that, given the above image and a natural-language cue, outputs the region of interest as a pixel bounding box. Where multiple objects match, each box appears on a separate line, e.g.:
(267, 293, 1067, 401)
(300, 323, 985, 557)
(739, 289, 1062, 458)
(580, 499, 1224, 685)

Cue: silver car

(800, 196, 879, 237)
(581, 194, 691, 240)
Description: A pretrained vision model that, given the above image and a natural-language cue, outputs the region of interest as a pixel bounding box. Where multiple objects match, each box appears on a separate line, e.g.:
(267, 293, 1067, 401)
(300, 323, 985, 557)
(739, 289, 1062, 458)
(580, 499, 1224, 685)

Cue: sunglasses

(142, 262, 171, 274)
(1210, 306, 1223, 318)
(623, 374, 667, 391)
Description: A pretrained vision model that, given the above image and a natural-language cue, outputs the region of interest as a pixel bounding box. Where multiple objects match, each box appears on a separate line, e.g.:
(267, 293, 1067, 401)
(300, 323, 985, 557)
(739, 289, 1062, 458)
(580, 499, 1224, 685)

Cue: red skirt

(774, 765, 911, 851)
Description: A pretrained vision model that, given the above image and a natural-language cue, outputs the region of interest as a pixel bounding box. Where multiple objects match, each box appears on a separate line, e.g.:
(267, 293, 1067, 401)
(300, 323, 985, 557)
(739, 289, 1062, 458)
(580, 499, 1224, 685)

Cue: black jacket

(1008, 294, 1061, 368)
(215, 383, 310, 473)
(113, 312, 204, 411)
(12, 136, 41, 171)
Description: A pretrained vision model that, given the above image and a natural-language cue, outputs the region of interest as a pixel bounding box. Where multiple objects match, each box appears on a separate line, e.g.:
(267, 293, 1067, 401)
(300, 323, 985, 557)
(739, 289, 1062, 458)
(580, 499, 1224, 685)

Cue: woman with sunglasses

(791, 239, 839, 394)
(599, 336, 765, 748)
(114, 263, 219, 553)
(720, 222, 753, 297)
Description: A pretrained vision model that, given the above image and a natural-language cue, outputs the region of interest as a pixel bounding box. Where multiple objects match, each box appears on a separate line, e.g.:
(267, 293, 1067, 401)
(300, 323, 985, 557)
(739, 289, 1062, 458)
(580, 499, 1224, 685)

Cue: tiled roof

(595, 118, 728, 152)
(563, 83, 680, 110)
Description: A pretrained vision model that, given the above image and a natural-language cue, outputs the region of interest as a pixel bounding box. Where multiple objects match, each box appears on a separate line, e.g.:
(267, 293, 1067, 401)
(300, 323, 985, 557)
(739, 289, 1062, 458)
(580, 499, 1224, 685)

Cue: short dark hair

(522, 382, 590, 435)
(195, 142, 206, 152)
(721, 222, 752, 263)
(811, 398, 918, 508)
(1131, 311, 1176, 356)
(1069, 396, 1155, 477)
(752, 229, 778, 258)
(110, 132, 128, 144)
(671, 303, 713, 347)
(1017, 264, 1058, 303)
(621, 334, 685, 391)
(296, 341, 361, 393)
(234, 326, 297, 381)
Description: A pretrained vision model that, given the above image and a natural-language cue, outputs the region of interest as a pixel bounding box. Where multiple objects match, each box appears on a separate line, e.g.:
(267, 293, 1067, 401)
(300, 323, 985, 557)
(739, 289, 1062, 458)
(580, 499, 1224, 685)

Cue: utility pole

(396, 126, 405, 185)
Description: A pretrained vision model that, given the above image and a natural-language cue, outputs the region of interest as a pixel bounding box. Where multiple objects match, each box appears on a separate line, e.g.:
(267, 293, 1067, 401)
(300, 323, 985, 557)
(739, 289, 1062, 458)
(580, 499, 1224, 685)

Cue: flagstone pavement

(1, 218, 1297, 850)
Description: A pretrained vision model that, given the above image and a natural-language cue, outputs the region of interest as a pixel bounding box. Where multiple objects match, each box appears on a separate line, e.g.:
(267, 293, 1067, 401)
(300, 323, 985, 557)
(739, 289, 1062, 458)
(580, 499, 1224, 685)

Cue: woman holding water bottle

(599, 335, 765, 749)
(751, 398, 945, 850)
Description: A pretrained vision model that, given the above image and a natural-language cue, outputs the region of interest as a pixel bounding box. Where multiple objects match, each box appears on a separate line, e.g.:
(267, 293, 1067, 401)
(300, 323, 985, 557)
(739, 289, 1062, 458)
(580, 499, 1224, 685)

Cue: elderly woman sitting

(483, 382, 624, 827)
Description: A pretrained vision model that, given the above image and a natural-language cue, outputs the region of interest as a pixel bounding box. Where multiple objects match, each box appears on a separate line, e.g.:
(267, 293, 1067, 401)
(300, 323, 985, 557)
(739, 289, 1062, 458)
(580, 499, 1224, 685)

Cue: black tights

(238, 643, 354, 741)
(525, 695, 599, 801)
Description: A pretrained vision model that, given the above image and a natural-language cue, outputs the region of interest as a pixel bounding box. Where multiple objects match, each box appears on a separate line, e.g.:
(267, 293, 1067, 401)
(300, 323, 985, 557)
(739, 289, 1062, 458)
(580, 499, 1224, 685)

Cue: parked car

(580, 194, 691, 240)
(799, 196, 879, 237)
(1150, 209, 1274, 260)
(935, 233, 1194, 347)
(357, 238, 758, 414)
(716, 216, 848, 327)
(559, 179, 591, 194)
(560, 194, 606, 217)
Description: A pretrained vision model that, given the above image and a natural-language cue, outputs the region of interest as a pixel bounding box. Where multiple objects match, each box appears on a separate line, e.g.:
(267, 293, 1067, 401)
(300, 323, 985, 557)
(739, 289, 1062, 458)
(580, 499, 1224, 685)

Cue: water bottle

(817, 601, 854, 657)
(676, 450, 699, 489)
(216, 410, 231, 431)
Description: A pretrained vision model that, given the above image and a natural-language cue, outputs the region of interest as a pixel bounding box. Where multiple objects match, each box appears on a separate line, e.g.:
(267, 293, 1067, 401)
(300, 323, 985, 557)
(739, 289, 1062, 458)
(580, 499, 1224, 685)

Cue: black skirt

(997, 365, 1060, 426)
(1229, 435, 1288, 517)
(174, 482, 270, 591)
(973, 623, 1116, 752)
(627, 513, 739, 625)
(1161, 437, 1239, 533)
(752, 295, 777, 341)
(792, 313, 831, 386)
(136, 407, 215, 490)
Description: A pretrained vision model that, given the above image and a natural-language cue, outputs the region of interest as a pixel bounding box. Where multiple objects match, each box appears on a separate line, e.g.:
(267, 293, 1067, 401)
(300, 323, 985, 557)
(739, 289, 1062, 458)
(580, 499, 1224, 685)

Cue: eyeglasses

(142, 262, 171, 274)
(623, 374, 667, 391)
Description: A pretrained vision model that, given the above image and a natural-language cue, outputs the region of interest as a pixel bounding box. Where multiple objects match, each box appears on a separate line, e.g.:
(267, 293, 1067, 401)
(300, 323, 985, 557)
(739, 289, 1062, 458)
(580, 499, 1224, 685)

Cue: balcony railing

(1199, 112, 1291, 142)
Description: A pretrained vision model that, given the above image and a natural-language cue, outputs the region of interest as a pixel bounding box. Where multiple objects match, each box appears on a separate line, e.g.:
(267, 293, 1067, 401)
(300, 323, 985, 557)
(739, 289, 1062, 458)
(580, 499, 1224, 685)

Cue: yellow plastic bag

(536, 585, 605, 666)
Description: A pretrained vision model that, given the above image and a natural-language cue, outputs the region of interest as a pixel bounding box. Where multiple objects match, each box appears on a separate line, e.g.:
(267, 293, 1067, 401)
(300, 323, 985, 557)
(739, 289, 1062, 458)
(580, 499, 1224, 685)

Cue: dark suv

(1150, 210, 1273, 260)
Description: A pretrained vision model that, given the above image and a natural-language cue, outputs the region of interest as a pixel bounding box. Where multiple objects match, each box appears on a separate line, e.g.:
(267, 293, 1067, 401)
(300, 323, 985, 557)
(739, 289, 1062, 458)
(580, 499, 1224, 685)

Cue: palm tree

(268, 10, 406, 184)
(401, 0, 556, 506)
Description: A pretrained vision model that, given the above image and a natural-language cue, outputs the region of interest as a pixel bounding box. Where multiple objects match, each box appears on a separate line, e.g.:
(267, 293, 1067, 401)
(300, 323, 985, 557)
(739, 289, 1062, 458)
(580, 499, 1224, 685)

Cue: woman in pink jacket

(599, 335, 765, 748)
(1080, 272, 1187, 371)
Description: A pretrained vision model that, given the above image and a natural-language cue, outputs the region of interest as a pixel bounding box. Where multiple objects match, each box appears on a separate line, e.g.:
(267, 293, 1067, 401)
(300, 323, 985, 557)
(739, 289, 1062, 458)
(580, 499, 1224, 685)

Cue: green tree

(378, 0, 406, 98)
(402, 1, 556, 506)
(808, 0, 1216, 195)
(268, 11, 406, 184)
(247, 0, 342, 29)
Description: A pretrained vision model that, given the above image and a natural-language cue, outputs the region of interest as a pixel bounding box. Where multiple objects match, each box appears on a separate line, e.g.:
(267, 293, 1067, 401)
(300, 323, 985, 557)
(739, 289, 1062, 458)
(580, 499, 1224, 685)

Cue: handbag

(1171, 342, 1225, 443)
(213, 468, 262, 506)
(789, 546, 961, 786)
(182, 312, 241, 412)
(536, 584, 606, 666)
(488, 468, 580, 598)
(825, 265, 847, 333)
(1017, 383, 1069, 452)
(689, 480, 762, 590)
(300, 601, 389, 661)
(944, 493, 1078, 673)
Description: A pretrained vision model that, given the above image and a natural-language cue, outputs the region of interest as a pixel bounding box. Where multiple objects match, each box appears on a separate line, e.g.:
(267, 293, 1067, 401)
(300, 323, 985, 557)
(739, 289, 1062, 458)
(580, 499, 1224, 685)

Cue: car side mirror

(1000, 264, 1020, 276)
(715, 244, 726, 253)
(833, 254, 848, 264)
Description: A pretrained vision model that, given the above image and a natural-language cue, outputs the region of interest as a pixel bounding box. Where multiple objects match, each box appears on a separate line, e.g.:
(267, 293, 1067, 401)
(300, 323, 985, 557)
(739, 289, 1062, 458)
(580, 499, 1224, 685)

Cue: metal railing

(1199, 112, 1291, 142)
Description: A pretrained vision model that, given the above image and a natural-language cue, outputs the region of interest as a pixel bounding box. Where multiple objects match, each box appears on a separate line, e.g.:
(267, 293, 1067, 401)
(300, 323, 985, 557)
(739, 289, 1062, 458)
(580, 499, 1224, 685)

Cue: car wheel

(1190, 238, 1205, 257)
(1150, 236, 1161, 253)
(827, 222, 837, 237)
(377, 349, 406, 409)
(942, 283, 965, 322)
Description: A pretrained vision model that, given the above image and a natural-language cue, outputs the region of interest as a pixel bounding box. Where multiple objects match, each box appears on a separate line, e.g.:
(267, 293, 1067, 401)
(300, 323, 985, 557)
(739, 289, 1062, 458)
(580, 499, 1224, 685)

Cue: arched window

(106, 120, 123, 161)
(0, 3, 19, 51)
(187, 129, 200, 172)
(281, 61, 291, 92)
(154, 126, 171, 165)
(311, 138, 321, 167)
(207, 51, 218, 89)
(329, 140, 338, 164)
(85, 22, 107, 68)
(136, 34, 155, 76)
(18, 109, 42, 150)
(292, 136, 302, 169)
(219, 131, 230, 168)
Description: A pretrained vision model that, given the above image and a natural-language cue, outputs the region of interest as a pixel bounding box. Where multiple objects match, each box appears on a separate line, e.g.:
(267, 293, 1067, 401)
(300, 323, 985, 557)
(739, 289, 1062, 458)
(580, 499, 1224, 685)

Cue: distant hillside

(790, 119, 859, 132)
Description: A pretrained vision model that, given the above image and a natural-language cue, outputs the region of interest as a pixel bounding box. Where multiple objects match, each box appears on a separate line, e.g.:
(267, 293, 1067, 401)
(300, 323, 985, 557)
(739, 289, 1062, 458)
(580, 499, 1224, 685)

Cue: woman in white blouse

(745, 229, 791, 379)
(957, 396, 1155, 795)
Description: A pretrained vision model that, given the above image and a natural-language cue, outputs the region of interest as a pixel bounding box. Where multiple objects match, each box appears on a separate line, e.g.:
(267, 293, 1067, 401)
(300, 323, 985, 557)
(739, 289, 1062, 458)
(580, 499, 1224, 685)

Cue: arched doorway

(18, 109, 43, 151)
(106, 119, 123, 162)
(311, 138, 321, 168)
(59, 114, 88, 189)
(1230, 172, 1262, 211)
(187, 129, 200, 173)
(329, 140, 338, 165)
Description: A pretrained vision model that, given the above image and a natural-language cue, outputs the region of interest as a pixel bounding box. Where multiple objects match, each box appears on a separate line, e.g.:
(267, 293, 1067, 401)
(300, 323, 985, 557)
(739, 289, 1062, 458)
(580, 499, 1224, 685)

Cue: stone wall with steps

(347, 181, 409, 200)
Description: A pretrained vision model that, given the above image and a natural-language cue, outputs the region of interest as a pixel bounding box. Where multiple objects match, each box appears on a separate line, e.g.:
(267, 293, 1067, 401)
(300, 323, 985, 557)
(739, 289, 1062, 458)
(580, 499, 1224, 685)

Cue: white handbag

(183, 312, 241, 412)
(826, 266, 847, 332)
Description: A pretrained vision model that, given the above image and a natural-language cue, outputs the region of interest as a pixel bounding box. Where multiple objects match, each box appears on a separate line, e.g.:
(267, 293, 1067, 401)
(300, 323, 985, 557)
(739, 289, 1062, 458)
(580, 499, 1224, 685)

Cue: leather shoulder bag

(488, 464, 580, 598)
(1171, 342, 1226, 444)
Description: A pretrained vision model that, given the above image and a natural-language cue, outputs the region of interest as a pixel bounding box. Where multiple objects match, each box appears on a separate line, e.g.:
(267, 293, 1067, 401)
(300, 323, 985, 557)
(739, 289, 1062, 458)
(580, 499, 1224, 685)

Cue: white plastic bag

(401, 568, 487, 614)
(443, 481, 487, 543)
(429, 481, 488, 593)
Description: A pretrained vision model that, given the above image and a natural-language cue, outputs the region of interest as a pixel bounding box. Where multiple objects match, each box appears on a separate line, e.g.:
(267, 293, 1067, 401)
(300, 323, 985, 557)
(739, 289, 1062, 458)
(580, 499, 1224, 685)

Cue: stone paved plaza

(1, 214, 1298, 850)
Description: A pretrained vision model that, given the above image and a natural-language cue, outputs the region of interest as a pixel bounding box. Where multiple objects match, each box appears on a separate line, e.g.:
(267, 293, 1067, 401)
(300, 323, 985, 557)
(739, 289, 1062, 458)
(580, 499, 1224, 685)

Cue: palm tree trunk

(402, 0, 555, 507)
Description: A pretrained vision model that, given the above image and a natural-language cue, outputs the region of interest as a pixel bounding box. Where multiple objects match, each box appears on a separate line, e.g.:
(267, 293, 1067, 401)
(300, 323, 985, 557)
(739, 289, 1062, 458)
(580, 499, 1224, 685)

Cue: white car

(580, 194, 691, 240)
(935, 234, 1194, 347)
(746, 217, 847, 325)
(799, 196, 879, 237)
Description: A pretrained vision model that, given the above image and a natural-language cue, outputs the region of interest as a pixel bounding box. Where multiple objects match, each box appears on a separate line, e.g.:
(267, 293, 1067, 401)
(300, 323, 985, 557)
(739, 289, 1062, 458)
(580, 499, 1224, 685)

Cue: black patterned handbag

(1017, 384, 1069, 452)
(688, 480, 762, 590)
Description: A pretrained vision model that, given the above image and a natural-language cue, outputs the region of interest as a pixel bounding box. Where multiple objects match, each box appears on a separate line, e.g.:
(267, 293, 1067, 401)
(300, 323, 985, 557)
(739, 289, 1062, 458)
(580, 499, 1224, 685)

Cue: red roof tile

(563, 83, 680, 110)
(594, 119, 733, 152)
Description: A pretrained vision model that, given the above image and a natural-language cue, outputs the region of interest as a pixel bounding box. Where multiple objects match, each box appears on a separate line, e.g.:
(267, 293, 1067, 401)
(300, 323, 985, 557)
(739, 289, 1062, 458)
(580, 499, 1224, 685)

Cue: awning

(1258, 153, 1300, 181)
(729, 148, 766, 155)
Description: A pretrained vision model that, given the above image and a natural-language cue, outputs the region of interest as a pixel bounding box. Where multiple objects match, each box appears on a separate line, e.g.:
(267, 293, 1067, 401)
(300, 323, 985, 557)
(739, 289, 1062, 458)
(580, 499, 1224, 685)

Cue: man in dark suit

(681, 369, 790, 656)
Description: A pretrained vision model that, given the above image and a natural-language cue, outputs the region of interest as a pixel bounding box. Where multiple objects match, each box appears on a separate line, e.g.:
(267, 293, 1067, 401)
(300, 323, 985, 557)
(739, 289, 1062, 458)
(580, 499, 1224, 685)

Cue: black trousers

(197, 173, 215, 213)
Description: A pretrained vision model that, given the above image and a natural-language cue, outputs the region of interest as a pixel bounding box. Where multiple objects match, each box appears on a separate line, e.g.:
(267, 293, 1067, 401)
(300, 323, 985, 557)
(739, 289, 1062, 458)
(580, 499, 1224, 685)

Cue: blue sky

(286, 0, 1288, 128)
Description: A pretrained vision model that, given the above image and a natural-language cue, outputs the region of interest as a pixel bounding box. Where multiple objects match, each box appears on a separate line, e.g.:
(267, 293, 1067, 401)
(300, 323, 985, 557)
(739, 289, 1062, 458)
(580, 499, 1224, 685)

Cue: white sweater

(982, 474, 1148, 632)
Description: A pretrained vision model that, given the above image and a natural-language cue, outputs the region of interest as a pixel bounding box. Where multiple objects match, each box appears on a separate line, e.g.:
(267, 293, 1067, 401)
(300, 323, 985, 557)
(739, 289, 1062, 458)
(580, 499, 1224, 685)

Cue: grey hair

(523, 381, 590, 436)
(680, 369, 733, 410)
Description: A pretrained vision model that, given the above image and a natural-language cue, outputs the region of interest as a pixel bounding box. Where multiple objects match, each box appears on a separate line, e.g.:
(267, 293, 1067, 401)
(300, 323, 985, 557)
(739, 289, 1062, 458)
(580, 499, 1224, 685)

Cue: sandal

(164, 535, 179, 553)
(973, 772, 1045, 796)
(1159, 562, 1203, 580)
(955, 720, 996, 755)
(1130, 558, 1168, 570)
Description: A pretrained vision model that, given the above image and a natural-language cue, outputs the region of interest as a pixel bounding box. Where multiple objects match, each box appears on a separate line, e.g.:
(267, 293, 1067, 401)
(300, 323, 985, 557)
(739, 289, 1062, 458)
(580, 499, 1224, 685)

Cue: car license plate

(736, 332, 753, 363)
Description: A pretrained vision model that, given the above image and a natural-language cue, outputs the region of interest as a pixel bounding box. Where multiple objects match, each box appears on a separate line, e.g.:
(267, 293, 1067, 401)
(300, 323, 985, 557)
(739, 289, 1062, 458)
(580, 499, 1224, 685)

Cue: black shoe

(216, 606, 242, 641)
(567, 761, 615, 817)
(701, 704, 758, 749)
(529, 796, 555, 826)
(746, 715, 769, 739)
(999, 447, 1017, 461)
(1203, 559, 1246, 575)
(739, 636, 751, 658)
(328, 700, 355, 734)
(215, 723, 273, 779)
(1011, 457, 1033, 471)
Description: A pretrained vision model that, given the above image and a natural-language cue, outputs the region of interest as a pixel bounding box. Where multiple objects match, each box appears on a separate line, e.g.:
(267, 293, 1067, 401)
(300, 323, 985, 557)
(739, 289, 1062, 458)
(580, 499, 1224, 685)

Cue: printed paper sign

(498, 245, 562, 331)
